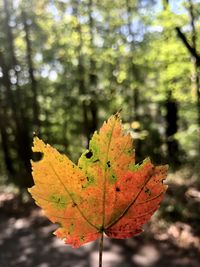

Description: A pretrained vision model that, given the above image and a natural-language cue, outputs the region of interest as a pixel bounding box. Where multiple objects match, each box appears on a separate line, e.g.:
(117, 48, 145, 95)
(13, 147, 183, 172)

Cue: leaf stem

(99, 232, 104, 267)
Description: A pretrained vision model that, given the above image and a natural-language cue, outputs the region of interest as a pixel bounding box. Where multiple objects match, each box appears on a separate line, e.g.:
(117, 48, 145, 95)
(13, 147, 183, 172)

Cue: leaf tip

(114, 110, 121, 119)
(32, 136, 46, 153)
(27, 187, 32, 193)
(33, 135, 40, 144)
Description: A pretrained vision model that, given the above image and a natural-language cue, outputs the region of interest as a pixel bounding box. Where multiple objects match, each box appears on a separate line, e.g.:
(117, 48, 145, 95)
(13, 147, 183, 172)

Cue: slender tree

(126, 0, 140, 120)
(163, 0, 180, 165)
(188, 0, 200, 127)
(88, 0, 98, 133)
(2, 0, 32, 186)
(0, 84, 14, 175)
(72, 0, 91, 143)
(21, 8, 40, 130)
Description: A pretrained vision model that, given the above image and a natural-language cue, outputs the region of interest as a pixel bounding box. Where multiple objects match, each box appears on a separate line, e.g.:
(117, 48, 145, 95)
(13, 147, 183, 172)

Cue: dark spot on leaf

(145, 187, 151, 196)
(107, 161, 111, 167)
(85, 150, 93, 159)
(93, 159, 99, 163)
(85, 175, 95, 185)
(114, 111, 121, 118)
(80, 235, 85, 242)
(72, 202, 77, 207)
(116, 187, 120, 192)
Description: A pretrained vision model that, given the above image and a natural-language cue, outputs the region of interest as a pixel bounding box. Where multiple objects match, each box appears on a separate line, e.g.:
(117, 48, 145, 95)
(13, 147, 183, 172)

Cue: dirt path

(1, 174, 200, 267)
(0, 205, 199, 267)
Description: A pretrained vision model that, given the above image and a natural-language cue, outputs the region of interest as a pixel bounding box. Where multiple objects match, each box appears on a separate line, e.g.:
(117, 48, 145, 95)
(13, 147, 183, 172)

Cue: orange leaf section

(29, 114, 168, 248)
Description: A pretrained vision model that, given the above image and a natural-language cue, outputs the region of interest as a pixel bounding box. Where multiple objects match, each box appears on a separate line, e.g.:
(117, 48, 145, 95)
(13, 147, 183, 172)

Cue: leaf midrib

(102, 118, 118, 228)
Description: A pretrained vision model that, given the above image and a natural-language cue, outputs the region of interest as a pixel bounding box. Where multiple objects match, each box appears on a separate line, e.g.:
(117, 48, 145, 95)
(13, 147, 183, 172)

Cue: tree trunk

(3, 0, 22, 106)
(88, 0, 98, 133)
(126, 0, 139, 121)
(174, 0, 200, 127)
(0, 51, 33, 187)
(188, 0, 200, 127)
(163, 0, 180, 164)
(22, 9, 40, 130)
(0, 90, 15, 175)
(72, 1, 91, 143)
(2, 0, 33, 187)
(165, 92, 180, 165)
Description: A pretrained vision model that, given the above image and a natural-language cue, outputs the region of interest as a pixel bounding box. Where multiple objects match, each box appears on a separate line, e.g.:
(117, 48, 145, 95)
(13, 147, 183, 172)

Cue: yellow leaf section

(78, 113, 135, 228)
(29, 137, 100, 248)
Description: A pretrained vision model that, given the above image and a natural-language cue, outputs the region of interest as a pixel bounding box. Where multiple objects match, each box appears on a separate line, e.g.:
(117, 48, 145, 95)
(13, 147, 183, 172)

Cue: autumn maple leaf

(29, 114, 168, 248)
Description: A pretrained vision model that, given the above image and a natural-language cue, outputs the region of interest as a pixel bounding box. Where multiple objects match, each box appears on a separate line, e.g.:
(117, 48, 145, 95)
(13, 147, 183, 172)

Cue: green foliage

(0, 0, 199, 188)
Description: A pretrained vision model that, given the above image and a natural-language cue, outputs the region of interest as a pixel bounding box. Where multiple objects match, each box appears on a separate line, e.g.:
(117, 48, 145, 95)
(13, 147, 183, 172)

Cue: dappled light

(1, 209, 199, 267)
(132, 245, 160, 266)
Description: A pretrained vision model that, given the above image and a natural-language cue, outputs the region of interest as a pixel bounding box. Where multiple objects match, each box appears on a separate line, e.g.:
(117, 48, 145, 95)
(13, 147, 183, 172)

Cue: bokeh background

(0, 0, 200, 266)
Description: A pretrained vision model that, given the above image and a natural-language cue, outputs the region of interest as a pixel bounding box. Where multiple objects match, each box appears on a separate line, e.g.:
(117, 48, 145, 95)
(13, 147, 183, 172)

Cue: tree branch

(175, 27, 200, 66)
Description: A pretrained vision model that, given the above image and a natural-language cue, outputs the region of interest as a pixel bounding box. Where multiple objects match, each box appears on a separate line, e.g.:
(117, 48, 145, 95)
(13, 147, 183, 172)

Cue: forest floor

(0, 167, 200, 267)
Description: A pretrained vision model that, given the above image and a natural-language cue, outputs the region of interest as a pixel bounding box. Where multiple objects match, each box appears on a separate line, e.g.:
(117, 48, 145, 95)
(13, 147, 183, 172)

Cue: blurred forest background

(0, 0, 200, 187)
(0, 0, 200, 267)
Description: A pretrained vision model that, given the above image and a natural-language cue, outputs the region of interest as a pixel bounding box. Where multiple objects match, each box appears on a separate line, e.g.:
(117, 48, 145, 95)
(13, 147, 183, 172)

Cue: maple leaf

(29, 114, 168, 248)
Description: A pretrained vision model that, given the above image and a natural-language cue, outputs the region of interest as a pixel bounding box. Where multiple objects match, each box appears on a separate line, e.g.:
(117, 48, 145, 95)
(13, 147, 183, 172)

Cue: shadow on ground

(0, 167, 200, 267)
